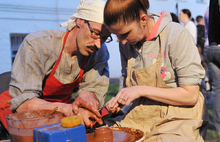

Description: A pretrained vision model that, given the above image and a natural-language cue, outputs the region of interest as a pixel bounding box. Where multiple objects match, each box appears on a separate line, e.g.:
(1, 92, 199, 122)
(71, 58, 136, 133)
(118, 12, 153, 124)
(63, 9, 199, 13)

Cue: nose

(121, 39, 127, 45)
(94, 39, 102, 49)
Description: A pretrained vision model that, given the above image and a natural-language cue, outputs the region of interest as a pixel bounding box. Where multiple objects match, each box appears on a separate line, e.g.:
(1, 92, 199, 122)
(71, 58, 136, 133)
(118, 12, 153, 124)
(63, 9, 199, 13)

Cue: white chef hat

(61, 0, 106, 30)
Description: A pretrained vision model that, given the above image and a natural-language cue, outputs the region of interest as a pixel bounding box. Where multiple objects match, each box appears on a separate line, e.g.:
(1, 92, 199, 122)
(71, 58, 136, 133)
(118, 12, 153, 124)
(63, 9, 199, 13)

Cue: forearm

(16, 97, 72, 115)
(140, 85, 199, 106)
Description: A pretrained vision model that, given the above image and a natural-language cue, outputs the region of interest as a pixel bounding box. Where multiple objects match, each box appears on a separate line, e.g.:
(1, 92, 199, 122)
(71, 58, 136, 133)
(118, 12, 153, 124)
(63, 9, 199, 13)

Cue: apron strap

(50, 31, 70, 76)
(126, 31, 164, 87)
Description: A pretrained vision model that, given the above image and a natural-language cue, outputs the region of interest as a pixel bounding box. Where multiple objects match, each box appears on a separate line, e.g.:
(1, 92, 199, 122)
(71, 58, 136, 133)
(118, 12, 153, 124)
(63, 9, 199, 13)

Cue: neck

(145, 16, 155, 40)
(183, 18, 190, 25)
(63, 28, 79, 58)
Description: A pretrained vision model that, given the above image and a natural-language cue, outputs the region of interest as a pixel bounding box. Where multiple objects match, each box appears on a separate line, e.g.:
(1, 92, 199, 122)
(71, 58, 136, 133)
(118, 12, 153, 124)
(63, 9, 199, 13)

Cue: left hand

(72, 90, 101, 118)
(106, 97, 123, 113)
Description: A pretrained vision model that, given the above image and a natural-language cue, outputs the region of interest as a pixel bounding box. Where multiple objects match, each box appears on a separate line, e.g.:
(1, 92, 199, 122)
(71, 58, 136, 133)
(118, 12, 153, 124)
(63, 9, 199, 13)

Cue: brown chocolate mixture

(87, 127, 136, 142)
(110, 127, 144, 141)
(10, 134, 33, 142)
(7, 110, 62, 142)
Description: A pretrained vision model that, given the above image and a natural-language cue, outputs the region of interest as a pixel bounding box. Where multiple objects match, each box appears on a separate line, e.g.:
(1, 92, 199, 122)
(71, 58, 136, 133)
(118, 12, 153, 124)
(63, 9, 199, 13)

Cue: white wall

(0, 0, 209, 78)
(0, 0, 76, 74)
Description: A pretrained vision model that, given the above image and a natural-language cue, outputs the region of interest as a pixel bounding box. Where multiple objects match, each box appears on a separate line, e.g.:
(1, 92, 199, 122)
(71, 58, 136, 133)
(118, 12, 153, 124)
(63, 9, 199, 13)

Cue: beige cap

(61, 0, 106, 30)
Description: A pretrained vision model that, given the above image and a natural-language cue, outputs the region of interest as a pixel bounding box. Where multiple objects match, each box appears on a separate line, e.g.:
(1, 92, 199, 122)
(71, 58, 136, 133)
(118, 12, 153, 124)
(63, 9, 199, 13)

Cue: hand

(108, 86, 142, 111)
(106, 97, 124, 113)
(16, 97, 76, 117)
(72, 90, 101, 118)
(76, 107, 103, 128)
(59, 103, 75, 117)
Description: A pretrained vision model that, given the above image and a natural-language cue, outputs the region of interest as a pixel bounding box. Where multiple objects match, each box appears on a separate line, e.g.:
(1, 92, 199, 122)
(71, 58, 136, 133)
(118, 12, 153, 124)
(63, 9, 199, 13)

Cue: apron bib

(117, 35, 206, 142)
(0, 31, 85, 130)
(42, 31, 86, 103)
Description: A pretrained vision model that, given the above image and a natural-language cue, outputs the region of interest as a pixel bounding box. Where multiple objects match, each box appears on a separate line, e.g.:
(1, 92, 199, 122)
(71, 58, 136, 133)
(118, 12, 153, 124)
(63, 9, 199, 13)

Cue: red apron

(0, 31, 86, 130)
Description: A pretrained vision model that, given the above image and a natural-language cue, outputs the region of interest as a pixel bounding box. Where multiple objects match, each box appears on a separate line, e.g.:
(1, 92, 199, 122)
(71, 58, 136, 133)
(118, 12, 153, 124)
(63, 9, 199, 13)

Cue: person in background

(204, 7, 209, 46)
(203, 0, 220, 134)
(196, 15, 206, 53)
(0, 0, 112, 133)
(104, 0, 208, 141)
(197, 45, 209, 100)
(179, 9, 197, 44)
(208, 0, 220, 46)
(204, 45, 220, 134)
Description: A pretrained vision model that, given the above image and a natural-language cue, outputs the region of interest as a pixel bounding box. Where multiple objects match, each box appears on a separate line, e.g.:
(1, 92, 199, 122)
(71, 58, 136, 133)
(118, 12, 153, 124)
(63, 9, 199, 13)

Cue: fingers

(72, 97, 101, 118)
(106, 97, 116, 110)
(77, 108, 103, 128)
(72, 100, 80, 114)
(83, 103, 101, 118)
(117, 96, 128, 105)
(106, 97, 119, 113)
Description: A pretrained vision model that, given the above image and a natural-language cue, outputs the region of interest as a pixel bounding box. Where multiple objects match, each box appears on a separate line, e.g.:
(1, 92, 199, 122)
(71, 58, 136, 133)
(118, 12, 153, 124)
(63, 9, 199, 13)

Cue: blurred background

(0, 0, 209, 78)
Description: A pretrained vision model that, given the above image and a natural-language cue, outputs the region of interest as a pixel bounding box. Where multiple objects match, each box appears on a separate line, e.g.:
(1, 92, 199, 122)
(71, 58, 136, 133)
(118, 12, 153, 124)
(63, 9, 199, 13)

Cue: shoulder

(163, 22, 186, 39)
(25, 30, 65, 42)
(97, 43, 109, 55)
(91, 43, 109, 60)
(22, 30, 65, 53)
(186, 21, 196, 28)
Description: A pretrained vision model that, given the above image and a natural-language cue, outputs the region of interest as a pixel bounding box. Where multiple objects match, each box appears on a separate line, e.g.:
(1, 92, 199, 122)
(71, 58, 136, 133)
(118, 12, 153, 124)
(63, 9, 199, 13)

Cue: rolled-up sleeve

(170, 29, 205, 86)
(9, 35, 50, 110)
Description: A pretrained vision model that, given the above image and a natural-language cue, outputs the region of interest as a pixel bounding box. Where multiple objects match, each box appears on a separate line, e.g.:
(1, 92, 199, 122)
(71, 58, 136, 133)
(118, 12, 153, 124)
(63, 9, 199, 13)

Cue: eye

(120, 32, 129, 39)
(93, 30, 101, 36)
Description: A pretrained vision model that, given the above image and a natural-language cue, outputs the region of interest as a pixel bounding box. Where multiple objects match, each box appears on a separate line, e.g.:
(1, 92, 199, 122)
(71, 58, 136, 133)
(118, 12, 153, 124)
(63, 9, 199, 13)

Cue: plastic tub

(6, 110, 62, 142)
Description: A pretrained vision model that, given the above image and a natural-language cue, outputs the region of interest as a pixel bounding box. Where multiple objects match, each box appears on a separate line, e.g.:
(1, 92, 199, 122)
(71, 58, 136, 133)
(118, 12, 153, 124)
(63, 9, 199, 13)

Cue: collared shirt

(9, 30, 109, 110)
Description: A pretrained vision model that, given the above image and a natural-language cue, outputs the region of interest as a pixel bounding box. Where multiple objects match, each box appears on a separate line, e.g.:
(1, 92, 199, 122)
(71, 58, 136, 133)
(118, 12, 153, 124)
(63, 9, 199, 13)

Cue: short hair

(104, 0, 150, 27)
(170, 12, 180, 23)
(196, 15, 203, 23)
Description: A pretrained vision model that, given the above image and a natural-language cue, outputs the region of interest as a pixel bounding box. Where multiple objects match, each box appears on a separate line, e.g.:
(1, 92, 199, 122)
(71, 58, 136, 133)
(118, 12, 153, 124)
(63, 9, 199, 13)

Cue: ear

(76, 18, 84, 28)
(140, 13, 147, 26)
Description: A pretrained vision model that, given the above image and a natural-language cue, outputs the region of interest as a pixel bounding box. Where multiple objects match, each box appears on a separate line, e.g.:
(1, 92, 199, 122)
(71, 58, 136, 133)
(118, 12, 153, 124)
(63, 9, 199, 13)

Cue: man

(196, 15, 206, 53)
(208, 0, 220, 46)
(0, 0, 112, 133)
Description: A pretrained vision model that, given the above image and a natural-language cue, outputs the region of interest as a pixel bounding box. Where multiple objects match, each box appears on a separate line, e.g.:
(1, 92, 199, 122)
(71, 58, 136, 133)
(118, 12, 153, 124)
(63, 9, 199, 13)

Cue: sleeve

(77, 44, 110, 109)
(169, 28, 205, 86)
(9, 35, 50, 110)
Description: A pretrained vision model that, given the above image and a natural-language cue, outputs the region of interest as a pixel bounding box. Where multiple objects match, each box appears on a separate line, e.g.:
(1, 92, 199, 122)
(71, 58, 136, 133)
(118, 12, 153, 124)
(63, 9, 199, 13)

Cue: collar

(147, 11, 165, 41)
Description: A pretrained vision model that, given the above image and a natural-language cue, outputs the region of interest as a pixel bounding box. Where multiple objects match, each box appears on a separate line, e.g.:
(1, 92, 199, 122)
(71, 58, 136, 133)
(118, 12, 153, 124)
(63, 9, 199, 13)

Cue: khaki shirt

(9, 30, 109, 110)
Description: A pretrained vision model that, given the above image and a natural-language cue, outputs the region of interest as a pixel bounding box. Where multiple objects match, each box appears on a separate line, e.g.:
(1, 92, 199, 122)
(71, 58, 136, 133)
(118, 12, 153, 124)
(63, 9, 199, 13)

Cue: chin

(129, 41, 138, 45)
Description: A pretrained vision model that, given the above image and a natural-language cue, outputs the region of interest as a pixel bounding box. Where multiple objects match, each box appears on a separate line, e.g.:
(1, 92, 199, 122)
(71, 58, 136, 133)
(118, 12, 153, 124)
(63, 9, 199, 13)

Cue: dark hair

(196, 15, 203, 23)
(191, 17, 195, 23)
(104, 0, 150, 27)
(170, 12, 179, 23)
(181, 9, 191, 19)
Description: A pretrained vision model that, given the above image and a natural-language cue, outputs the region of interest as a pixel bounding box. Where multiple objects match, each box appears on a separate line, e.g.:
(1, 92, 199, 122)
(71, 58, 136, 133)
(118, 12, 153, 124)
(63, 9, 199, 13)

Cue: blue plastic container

(33, 123, 87, 142)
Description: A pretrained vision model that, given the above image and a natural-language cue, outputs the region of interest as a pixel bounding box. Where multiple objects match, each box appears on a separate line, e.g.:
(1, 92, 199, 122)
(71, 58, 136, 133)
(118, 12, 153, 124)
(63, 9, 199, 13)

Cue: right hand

(76, 107, 103, 128)
(72, 93, 101, 118)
